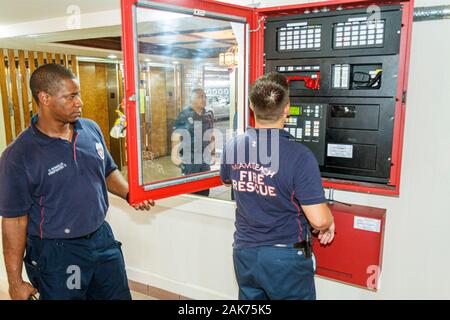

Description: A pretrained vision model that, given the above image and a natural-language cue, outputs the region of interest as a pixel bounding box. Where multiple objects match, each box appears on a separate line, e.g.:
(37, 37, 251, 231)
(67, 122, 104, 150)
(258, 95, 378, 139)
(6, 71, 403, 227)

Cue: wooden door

(149, 67, 168, 158)
(78, 62, 111, 150)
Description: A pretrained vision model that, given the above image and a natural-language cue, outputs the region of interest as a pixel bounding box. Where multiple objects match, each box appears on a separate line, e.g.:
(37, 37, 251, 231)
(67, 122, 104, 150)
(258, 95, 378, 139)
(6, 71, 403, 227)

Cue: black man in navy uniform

(0, 64, 154, 300)
(171, 88, 215, 197)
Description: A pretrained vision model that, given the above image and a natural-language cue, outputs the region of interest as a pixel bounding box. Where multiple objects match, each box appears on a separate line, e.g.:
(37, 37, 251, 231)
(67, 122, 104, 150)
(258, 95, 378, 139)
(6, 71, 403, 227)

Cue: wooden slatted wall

(0, 49, 78, 144)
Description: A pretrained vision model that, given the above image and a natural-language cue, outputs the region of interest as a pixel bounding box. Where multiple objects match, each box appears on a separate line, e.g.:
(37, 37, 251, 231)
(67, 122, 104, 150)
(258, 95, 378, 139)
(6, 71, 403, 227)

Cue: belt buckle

(303, 242, 313, 259)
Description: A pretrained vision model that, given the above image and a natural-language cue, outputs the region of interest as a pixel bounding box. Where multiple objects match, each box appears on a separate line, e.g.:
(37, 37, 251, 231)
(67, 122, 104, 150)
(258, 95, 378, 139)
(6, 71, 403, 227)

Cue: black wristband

(126, 192, 129, 202)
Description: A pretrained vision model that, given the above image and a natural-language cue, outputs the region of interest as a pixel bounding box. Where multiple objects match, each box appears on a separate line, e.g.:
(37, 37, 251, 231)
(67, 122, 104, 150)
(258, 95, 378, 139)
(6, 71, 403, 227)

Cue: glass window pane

(135, 6, 245, 198)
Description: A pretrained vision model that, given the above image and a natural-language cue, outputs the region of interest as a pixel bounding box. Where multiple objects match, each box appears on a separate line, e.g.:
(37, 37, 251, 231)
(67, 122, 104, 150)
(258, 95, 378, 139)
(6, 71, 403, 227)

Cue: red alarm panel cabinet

(313, 202, 386, 290)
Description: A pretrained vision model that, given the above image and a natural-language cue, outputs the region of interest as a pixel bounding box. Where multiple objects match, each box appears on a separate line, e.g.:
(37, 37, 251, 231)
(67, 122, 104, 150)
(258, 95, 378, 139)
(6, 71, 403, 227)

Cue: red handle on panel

(287, 72, 321, 90)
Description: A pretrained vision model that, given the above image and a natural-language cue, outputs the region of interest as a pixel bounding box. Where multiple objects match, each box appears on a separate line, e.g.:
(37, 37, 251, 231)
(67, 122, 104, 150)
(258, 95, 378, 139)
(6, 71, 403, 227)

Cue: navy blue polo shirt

(220, 128, 326, 249)
(173, 107, 214, 164)
(0, 116, 117, 239)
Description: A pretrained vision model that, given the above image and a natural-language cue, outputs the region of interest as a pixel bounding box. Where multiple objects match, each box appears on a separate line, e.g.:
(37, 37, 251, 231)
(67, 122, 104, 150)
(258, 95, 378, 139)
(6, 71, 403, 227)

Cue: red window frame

(121, 0, 414, 203)
(121, 0, 257, 203)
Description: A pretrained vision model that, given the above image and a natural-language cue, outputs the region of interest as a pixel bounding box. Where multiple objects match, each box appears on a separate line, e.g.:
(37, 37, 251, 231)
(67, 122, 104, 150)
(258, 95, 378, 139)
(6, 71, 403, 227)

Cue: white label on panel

(193, 9, 206, 16)
(348, 17, 367, 22)
(287, 22, 308, 27)
(327, 144, 353, 158)
(354, 216, 381, 233)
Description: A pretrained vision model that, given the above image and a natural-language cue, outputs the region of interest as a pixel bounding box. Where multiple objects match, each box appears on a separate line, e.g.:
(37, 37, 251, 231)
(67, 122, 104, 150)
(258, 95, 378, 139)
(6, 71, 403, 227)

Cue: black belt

(28, 227, 99, 241)
(273, 241, 307, 249)
(273, 241, 312, 258)
(71, 229, 98, 240)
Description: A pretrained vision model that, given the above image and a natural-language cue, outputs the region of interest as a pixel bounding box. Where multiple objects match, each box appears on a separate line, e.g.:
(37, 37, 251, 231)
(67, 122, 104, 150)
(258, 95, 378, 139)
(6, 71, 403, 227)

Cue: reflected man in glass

(171, 88, 215, 196)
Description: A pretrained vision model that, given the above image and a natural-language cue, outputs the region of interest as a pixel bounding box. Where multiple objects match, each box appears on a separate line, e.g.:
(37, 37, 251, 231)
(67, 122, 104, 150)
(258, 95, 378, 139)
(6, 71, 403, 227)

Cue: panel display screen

(290, 106, 302, 116)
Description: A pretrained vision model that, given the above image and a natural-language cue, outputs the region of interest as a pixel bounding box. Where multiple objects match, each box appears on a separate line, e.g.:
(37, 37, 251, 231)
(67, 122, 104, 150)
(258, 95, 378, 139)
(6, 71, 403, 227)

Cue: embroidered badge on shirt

(96, 143, 105, 160)
(48, 162, 67, 176)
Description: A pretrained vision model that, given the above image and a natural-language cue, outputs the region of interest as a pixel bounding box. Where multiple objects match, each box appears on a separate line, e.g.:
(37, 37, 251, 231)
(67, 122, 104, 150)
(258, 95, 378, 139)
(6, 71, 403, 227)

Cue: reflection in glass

(135, 6, 245, 199)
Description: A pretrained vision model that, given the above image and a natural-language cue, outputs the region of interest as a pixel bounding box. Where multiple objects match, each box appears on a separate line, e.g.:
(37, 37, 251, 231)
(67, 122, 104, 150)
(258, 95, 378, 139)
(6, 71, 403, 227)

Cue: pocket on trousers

(24, 259, 40, 290)
(37, 241, 68, 274)
(293, 249, 315, 275)
(25, 238, 47, 269)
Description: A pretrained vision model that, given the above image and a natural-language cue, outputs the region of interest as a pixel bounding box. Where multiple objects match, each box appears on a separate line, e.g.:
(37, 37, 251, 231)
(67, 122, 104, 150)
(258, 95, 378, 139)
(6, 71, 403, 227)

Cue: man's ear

(38, 91, 50, 106)
(283, 102, 290, 117)
(249, 103, 254, 111)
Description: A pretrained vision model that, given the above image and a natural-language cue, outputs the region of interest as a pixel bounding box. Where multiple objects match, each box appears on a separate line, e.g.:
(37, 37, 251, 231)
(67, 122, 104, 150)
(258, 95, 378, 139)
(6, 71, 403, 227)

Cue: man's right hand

(9, 280, 38, 300)
(2, 216, 34, 300)
(316, 221, 335, 245)
(171, 156, 183, 167)
(171, 133, 183, 167)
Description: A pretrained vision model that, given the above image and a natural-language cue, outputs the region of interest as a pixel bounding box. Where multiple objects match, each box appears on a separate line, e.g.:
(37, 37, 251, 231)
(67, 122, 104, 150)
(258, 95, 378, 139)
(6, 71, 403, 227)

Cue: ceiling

(136, 17, 237, 58)
(0, 0, 241, 61)
(0, 0, 119, 25)
(57, 25, 237, 59)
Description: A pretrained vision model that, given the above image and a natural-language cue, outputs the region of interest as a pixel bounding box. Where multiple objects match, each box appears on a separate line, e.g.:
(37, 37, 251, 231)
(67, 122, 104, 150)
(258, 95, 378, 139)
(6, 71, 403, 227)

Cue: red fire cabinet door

(313, 202, 386, 291)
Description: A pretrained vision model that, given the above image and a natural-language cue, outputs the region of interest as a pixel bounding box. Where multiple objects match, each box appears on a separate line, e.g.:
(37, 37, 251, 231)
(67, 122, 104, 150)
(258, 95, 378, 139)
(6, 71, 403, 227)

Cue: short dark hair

(30, 63, 76, 104)
(249, 72, 290, 122)
(191, 88, 205, 98)
(261, 72, 289, 90)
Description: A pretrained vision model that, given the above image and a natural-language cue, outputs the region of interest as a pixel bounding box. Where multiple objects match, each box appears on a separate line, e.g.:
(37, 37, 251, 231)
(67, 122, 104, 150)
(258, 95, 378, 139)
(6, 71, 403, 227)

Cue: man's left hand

(132, 200, 155, 211)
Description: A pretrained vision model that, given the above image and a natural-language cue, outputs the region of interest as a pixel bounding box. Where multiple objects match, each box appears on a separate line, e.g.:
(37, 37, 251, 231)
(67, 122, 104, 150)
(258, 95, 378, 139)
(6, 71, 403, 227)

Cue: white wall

(1, 0, 450, 299)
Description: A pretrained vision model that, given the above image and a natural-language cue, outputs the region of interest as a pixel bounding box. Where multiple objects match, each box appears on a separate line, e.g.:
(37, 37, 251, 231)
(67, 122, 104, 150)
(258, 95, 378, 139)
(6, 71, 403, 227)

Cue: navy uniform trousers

(233, 245, 316, 300)
(182, 163, 211, 196)
(24, 221, 131, 300)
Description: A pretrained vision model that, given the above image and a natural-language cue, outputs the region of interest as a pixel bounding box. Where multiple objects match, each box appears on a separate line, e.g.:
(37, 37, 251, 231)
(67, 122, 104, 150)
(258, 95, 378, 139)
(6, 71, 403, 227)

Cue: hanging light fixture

(219, 45, 239, 68)
(219, 52, 226, 66)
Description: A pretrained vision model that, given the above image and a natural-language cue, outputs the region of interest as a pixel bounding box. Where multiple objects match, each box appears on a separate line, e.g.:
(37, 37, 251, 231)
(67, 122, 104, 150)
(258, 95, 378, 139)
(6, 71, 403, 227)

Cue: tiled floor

(128, 280, 190, 300)
(131, 291, 157, 300)
(0, 281, 156, 300)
